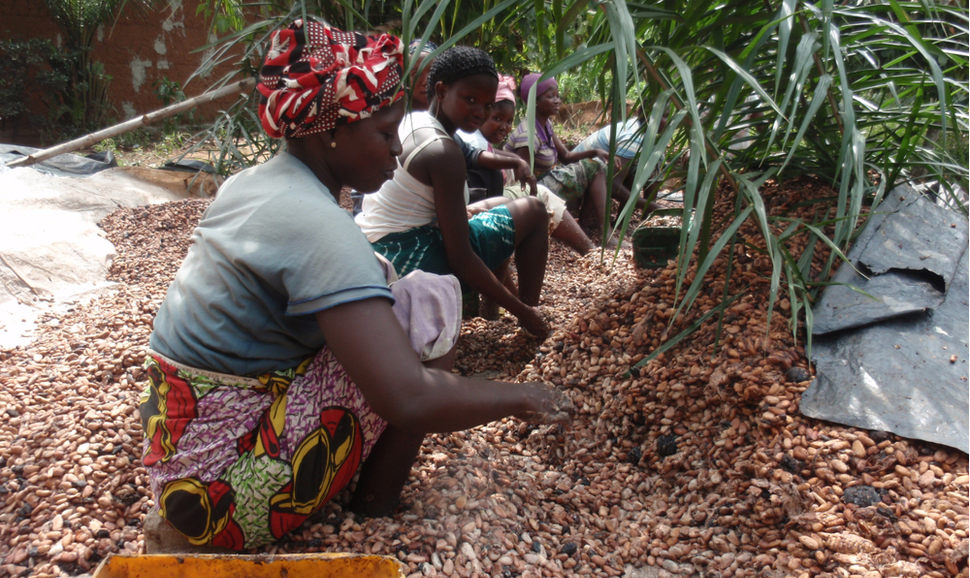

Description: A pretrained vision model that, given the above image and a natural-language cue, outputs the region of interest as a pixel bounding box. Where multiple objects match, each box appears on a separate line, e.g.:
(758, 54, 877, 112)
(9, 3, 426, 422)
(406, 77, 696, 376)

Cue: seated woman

(139, 21, 571, 553)
(458, 74, 596, 255)
(506, 73, 642, 242)
(356, 46, 551, 336)
(573, 110, 663, 212)
(574, 115, 642, 191)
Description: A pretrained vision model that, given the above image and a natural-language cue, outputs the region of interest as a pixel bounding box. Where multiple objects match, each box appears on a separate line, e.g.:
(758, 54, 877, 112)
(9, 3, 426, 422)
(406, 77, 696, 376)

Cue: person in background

(408, 38, 437, 111)
(573, 110, 662, 214)
(457, 74, 596, 255)
(356, 46, 551, 336)
(506, 72, 642, 244)
(139, 21, 571, 553)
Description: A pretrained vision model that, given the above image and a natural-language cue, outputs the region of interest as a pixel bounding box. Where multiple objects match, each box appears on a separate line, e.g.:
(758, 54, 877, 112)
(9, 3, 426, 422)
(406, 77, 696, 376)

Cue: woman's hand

(317, 298, 555, 433)
(513, 159, 538, 196)
(593, 148, 622, 170)
(516, 305, 549, 337)
(516, 382, 574, 426)
(466, 205, 488, 219)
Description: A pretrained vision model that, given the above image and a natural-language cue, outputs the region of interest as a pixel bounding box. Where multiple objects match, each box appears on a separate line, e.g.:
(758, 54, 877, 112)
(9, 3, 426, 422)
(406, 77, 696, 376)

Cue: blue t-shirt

(573, 119, 642, 159)
(150, 152, 393, 376)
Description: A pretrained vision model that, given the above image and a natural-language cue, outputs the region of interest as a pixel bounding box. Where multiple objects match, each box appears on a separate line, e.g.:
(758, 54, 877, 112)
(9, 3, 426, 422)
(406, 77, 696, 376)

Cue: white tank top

(355, 111, 470, 242)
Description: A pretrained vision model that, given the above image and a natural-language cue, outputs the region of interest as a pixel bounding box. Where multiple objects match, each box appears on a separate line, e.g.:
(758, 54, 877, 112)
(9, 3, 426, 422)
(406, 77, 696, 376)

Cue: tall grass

(187, 0, 968, 356)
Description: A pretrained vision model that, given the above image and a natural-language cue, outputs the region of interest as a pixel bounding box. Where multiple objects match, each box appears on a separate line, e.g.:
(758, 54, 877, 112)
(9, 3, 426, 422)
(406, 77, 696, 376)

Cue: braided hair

(426, 45, 498, 103)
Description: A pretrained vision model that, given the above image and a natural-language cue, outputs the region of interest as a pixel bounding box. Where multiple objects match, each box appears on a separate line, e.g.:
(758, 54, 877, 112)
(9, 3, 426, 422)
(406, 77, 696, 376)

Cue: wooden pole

(5, 78, 257, 169)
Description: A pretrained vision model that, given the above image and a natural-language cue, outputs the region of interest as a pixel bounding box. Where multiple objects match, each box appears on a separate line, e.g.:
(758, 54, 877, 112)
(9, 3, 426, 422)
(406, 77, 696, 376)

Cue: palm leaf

(181, 0, 967, 354)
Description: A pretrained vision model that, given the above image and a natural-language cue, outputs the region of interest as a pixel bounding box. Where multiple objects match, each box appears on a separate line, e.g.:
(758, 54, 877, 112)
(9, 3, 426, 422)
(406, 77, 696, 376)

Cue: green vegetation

(0, 39, 54, 134)
(1, 0, 157, 141)
(153, 77, 197, 135)
(92, 136, 119, 156)
(187, 0, 968, 355)
(39, 0, 156, 137)
(0, 37, 108, 141)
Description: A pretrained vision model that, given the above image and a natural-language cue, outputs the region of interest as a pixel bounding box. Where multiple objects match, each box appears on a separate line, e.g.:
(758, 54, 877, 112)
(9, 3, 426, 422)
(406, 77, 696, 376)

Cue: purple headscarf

(519, 72, 557, 101)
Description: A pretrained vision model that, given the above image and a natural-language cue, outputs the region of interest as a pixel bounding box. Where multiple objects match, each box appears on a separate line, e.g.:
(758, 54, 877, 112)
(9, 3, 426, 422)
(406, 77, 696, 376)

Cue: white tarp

(0, 161, 212, 348)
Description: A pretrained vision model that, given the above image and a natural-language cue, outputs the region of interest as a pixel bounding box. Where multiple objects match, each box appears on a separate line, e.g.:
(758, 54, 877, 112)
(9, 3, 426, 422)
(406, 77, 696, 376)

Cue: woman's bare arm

(477, 150, 537, 195)
(556, 132, 607, 165)
(319, 298, 570, 517)
(512, 146, 532, 168)
(409, 138, 535, 321)
(314, 298, 567, 433)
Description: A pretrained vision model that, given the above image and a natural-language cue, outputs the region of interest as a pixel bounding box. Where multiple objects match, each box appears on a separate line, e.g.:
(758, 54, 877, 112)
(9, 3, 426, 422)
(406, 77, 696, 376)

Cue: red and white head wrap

(257, 20, 404, 139)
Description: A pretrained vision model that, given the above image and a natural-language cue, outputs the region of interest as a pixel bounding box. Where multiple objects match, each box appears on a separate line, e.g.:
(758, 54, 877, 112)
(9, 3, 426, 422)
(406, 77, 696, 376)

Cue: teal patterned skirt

(371, 206, 516, 280)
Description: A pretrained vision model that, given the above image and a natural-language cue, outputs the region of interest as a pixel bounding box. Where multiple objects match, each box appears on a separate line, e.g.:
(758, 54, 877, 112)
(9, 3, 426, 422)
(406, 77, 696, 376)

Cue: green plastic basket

(632, 208, 682, 269)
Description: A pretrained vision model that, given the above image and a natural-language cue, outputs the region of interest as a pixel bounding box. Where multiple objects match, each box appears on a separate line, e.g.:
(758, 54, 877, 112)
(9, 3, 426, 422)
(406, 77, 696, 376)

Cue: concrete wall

(0, 0, 240, 145)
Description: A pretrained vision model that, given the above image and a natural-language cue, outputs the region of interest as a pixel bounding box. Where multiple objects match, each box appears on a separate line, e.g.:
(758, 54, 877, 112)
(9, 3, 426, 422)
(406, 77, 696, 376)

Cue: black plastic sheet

(802, 186, 969, 453)
(812, 188, 968, 335)
(0, 144, 117, 177)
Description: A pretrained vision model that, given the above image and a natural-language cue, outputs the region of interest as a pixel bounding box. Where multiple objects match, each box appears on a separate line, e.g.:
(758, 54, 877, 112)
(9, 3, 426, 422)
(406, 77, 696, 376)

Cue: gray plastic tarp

(0, 144, 117, 177)
(802, 185, 969, 453)
(0, 149, 213, 348)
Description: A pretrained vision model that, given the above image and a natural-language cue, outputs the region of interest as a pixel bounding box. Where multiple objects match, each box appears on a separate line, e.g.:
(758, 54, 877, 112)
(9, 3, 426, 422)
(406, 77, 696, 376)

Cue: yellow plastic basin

(91, 553, 406, 578)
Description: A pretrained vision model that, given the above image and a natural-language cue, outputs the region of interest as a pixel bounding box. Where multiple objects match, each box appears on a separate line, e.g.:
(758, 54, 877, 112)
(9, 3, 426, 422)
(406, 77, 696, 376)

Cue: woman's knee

(469, 197, 510, 212)
(508, 196, 548, 225)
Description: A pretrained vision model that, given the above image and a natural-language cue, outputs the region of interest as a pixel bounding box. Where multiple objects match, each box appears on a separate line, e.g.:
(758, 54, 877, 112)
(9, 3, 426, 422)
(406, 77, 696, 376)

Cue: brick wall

(0, 0, 243, 145)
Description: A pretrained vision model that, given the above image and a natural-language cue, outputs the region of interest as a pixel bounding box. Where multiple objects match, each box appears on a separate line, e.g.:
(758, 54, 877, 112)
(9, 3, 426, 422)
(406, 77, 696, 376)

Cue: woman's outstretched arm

(556, 132, 610, 165)
(317, 297, 569, 516)
(478, 149, 537, 195)
(411, 138, 539, 325)
(314, 298, 567, 433)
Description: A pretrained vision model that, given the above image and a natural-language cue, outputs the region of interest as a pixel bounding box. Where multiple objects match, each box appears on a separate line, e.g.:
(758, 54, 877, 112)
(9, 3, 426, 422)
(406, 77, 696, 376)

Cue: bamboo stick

(5, 78, 257, 169)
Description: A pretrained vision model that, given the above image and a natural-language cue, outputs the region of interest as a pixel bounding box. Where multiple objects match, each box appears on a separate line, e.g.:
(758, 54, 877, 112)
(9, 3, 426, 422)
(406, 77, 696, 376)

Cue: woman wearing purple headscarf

(506, 72, 634, 244)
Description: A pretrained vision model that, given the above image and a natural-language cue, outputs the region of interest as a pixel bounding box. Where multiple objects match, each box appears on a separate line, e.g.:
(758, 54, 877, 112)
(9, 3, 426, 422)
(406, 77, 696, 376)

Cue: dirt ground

(0, 142, 967, 578)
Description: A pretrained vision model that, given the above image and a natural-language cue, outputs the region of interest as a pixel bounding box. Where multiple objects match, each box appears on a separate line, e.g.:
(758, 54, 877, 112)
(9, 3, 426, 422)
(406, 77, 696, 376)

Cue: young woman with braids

(138, 21, 571, 553)
(356, 46, 551, 336)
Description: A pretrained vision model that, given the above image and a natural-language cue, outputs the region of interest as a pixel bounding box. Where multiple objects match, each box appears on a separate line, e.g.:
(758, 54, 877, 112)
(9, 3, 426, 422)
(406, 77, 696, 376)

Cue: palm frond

(185, 0, 968, 356)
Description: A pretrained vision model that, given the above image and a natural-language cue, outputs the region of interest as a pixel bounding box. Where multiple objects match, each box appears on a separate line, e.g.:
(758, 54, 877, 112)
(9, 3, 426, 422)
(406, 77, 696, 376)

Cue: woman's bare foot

(143, 508, 235, 554)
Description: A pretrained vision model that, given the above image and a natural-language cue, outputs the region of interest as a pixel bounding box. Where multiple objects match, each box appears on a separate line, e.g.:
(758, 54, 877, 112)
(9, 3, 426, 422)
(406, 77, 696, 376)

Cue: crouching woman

(138, 20, 571, 552)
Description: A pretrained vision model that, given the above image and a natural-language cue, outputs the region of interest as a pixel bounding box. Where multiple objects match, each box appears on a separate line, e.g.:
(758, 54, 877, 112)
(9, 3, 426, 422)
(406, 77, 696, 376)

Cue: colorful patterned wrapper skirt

(139, 271, 461, 549)
(538, 158, 606, 204)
